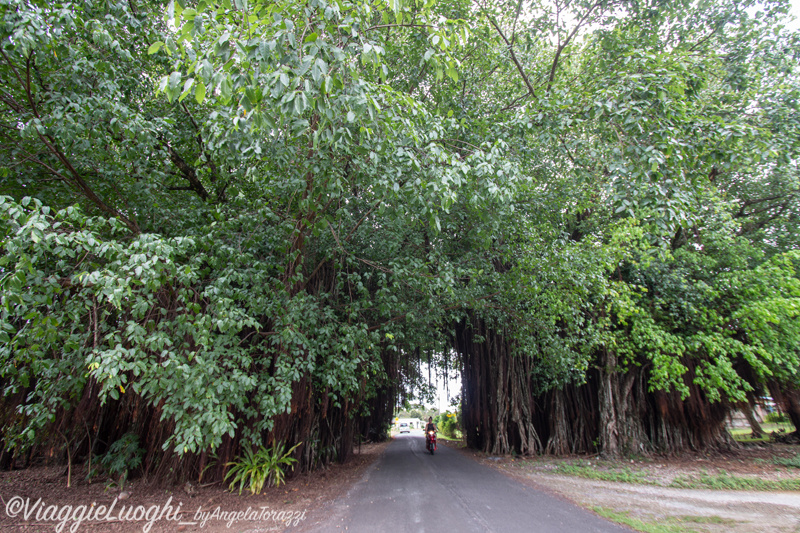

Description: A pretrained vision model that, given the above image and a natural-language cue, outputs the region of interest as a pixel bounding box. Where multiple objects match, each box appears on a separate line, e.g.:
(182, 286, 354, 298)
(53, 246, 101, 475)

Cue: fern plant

(224, 442, 301, 495)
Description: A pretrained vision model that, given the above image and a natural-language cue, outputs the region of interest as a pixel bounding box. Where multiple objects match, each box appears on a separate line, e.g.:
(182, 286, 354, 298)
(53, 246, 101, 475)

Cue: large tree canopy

(1, 0, 798, 479)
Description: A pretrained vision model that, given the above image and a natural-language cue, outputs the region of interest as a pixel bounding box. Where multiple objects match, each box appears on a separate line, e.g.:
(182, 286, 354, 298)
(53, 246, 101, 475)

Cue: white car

(399, 423, 410, 433)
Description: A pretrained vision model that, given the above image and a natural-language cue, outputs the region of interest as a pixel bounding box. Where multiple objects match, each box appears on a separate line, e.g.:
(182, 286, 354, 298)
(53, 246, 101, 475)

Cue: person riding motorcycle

(425, 416, 437, 434)
(425, 416, 437, 449)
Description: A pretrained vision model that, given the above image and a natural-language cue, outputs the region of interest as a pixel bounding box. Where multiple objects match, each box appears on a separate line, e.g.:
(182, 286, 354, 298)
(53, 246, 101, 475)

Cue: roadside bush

(225, 442, 300, 495)
(435, 412, 460, 438)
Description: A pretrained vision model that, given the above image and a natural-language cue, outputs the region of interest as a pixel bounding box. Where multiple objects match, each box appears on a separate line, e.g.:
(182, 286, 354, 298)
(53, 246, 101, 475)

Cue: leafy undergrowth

(593, 507, 737, 533)
(0, 441, 390, 533)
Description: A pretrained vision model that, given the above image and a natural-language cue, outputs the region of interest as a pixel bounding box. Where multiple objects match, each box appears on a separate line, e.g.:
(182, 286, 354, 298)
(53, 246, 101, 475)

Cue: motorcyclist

(425, 416, 437, 447)
(425, 416, 437, 434)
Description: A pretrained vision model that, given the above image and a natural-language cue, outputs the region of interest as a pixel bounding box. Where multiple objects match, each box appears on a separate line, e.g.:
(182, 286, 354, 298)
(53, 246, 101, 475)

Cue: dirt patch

(0, 441, 389, 533)
(466, 443, 800, 533)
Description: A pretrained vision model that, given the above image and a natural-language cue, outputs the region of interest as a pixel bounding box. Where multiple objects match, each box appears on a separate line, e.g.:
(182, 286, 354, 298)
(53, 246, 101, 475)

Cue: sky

(789, 0, 800, 29)
(432, 369, 461, 412)
(416, 361, 461, 412)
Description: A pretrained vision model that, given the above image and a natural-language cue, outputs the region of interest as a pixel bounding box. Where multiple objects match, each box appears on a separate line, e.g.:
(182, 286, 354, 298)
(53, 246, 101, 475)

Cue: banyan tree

(1, 0, 798, 483)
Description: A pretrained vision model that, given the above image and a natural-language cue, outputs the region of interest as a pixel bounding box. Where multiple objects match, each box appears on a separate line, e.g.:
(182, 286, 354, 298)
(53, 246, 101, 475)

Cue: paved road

(305, 431, 632, 532)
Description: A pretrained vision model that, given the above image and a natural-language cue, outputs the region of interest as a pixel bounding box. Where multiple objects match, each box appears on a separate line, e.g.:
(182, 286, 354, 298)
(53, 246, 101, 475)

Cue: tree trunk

(742, 402, 764, 439)
(597, 348, 620, 457)
(454, 315, 541, 455)
(769, 383, 800, 435)
(544, 384, 598, 455)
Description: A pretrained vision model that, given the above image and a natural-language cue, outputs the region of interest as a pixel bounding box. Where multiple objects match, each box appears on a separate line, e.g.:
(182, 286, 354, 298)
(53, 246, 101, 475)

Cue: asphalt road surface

(306, 431, 632, 532)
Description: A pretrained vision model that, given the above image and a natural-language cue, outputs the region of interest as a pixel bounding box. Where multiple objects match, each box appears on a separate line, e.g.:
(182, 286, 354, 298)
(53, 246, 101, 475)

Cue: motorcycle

(426, 430, 437, 455)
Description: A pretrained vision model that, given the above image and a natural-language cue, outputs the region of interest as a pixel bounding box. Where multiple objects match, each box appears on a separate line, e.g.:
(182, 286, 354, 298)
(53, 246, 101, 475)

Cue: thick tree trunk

(544, 385, 598, 454)
(459, 321, 737, 457)
(768, 383, 800, 435)
(596, 350, 650, 456)
(742, 402, 764, 439)
(597, 348, 620, 457)
(785, 392, 800, 434)
(454, 316, 541, 455)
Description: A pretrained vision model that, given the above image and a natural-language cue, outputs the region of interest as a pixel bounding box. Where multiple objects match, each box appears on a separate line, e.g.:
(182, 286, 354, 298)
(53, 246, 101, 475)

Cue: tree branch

(1, 49, 140, 233)
(488, 17, 536, 97)
(181, 102, 226, 201)
(546, 2, 600, 94)
(164, 143, 211, 201)
(365, 23, 435, 32)
(346, 200, 383, 242)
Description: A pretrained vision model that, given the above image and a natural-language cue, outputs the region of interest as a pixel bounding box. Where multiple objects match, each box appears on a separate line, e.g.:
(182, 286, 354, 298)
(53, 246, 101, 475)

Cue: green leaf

(220, 77, 232, 102)
(293, 93, 306, 114)
(157, 75, 169, 95)
(148, 42, 164, 55)
(195, 83, 206, 104)
(178, 78, 195, 102)
(168, 71, 182, 90)
(446, 65, 458, 82)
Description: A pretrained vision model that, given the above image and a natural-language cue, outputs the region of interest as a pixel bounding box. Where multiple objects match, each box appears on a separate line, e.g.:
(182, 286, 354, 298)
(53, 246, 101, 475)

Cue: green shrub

(100, 433, 144, 490)
(435, 411, 460, 438)
(225, 442, 301, 495)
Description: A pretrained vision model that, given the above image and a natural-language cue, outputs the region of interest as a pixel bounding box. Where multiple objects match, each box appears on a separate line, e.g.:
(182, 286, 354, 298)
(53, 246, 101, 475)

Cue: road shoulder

(468, 445, 800, 533)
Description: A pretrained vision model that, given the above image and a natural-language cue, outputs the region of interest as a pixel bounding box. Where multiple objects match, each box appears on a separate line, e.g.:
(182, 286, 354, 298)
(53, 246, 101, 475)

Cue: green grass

(552, 462, 655, 485)
(676, 516, 737, 525)
(773, 454, 800, 469)
(539, 459, 800, 491)
(670, 470, 800, 491)
(728, 422, 795, 442)
(593, 507, 738, 533)
(592, 507, 696, 533)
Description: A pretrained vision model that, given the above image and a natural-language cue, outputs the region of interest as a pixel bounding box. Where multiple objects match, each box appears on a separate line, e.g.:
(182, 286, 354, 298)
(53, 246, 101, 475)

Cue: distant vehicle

(399, 422, 410, 433)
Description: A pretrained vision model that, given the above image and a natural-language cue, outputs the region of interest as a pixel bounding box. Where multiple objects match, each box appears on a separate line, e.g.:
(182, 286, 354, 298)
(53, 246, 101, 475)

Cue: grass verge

(552, 462, 655, 485)
(593, 507, 738, 533)
(728, 422, 795, 443)
(772, 454, 800, 469)
(670, 471, 800, 491)
(539, 459, 800, 491)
